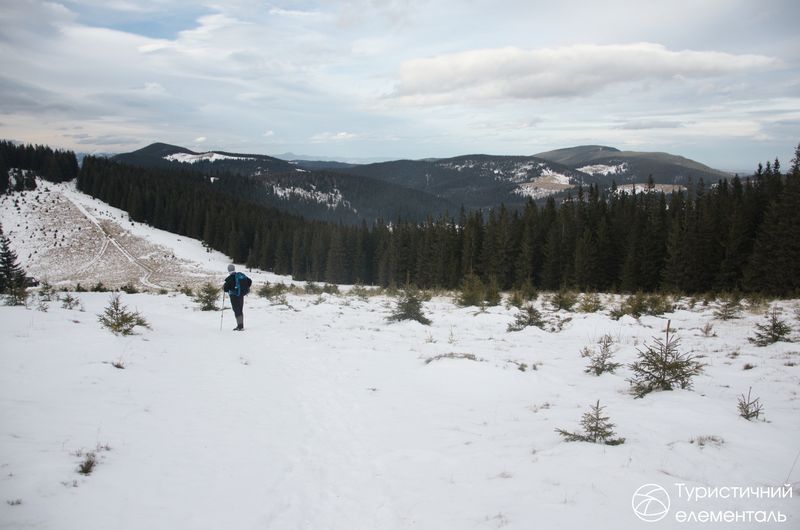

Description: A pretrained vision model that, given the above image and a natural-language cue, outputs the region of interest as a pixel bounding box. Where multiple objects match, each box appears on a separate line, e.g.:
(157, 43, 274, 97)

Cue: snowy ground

(0, 179, 290, 291)
(1, 182, 799, 529)
(1, 289, 798, 529)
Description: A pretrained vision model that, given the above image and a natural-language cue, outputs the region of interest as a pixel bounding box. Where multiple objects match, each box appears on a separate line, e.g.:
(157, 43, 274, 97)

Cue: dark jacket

(223, 272, 251, 297)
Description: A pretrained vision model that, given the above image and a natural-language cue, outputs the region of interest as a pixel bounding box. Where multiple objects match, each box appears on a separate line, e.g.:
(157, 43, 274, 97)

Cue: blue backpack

(233, 272, 252, 296)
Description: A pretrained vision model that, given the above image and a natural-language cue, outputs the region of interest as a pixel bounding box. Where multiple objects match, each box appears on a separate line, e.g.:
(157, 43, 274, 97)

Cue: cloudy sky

(1, 0, 798, 170)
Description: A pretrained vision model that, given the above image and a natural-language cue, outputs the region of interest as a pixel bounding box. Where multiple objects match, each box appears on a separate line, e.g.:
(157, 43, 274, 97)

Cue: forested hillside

(333, 155, 591, 209)
(71, 144, 800, 296)
(535, 145, 731, 186)
(0, 140, 79, 192)
(111, 143, 455, 224)
(2, 140, 797, 296)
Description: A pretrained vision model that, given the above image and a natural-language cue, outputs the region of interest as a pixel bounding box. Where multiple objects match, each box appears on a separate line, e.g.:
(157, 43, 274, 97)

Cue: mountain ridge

(110, 142, 735, 223)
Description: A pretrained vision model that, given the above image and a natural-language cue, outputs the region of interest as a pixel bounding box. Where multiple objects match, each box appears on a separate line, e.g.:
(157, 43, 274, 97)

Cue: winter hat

(227, 264, 235, 272)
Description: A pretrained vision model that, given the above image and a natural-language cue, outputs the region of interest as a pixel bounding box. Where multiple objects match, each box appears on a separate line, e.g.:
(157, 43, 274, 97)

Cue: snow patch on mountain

(439, 159, 572, 185)
(514, 168, 575, 199)
(615, 183, 687, 195)
(577, 163, 627, 176)
(271, 184, 355, 212)
(164, 152, 256, 164)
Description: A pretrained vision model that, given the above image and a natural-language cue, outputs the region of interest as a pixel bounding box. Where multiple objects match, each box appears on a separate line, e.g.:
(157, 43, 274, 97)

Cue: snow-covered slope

(163, 152, 256, 164)
(1, 292, 798, 529)
(270, 183, 355, 212)
(439, 157, 578, 199)
(0, 179, 288, 290)
(514, 168, 575, 200)
(1, 180, 798, 529)
(577, 162, 628, 176)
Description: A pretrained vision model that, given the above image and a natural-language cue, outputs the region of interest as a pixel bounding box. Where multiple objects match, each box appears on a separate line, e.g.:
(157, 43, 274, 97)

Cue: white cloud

(310, 131, 358, 143)
(616, 120, 685, 130)
(194, 136, 206, 143)
(268, 7, 324, 18)
(142, 82, 166, 94)
(66, 0, 177, 13)
(390, 43, 780, 105)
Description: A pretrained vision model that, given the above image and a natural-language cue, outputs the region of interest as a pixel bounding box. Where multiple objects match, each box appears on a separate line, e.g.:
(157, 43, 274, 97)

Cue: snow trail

(62, 190, 163, 290)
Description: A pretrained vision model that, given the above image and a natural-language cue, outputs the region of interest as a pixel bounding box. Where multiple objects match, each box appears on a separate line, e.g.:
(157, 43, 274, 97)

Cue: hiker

(223, 264, 252, 331)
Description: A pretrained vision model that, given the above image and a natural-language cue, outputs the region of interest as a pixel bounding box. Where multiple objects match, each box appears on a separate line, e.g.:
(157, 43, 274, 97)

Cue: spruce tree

(629, 321, 703, 397)
(387, 285, 431, 325)
(98, 294, 151, 335)
(749, 307, 792, 346)
(0, 231, 26, 296)
(457, 272, 485, 307)
(555, 400, 625, 445)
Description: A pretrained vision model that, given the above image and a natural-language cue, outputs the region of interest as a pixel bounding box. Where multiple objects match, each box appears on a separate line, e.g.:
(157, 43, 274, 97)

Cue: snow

(539, 167, 571, 186)
(438, 160, 554, 184)
(0, 179, 290, 290)
(163, 152, 255, 164)
(270, 183, 354, 212)
(577, 163, 628, 176)
(1, 183, 799, 529)
(1, 290, 799, 528)
(514, 169, 574, 199)
(615, 183, 687, 195)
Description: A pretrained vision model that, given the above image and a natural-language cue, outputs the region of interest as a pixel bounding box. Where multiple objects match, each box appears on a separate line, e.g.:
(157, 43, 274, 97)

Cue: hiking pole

(220, 291, 226, 331)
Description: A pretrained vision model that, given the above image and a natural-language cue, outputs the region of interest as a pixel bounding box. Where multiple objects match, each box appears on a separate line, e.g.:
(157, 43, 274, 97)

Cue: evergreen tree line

(0, 140, 79, 193)
(76, 144, 799, 296)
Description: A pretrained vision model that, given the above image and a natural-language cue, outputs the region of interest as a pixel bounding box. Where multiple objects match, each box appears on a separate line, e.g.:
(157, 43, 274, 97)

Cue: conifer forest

(4, 140, 799, 297)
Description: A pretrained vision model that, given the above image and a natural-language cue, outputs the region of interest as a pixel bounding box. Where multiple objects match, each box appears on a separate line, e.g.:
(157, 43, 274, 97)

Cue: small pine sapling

(610, 292, 673, 319)
(749, 307, 792, 346)
(304, 281, 323, 295)
(506, 290, 524, 309)
(77, 452, 97, 475)
(507, 303, 545, 332)
(195, 282, 221, 311)
(35, 295, 48, 312)
(555, 400, 625, 445)
(38, 280, 55, 301)
(549, 287, 577, 311)
(350, 283, 370, 300)
(257, 282, 288, 299)
(628, 320, 703, 398)
(520, 278, 538, 302)
(61, 293, 81, 310)
(457, 273, 485, 307)
(484, 276, 501, 307)
(584, 334, 621, 375)
(578, 292, 603, 313)
(4, 274, 28, 307)
(700, 322, 716, 337)
(713, 294, 742, 320)
(737, 387, 764, 420)
(322, 283, 340, 295)
(98, 293, 151, 335)
(387, 286, 431, 325)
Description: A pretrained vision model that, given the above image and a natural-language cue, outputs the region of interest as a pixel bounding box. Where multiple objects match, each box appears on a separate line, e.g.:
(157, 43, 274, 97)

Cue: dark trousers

(230, 294, 244, 317)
